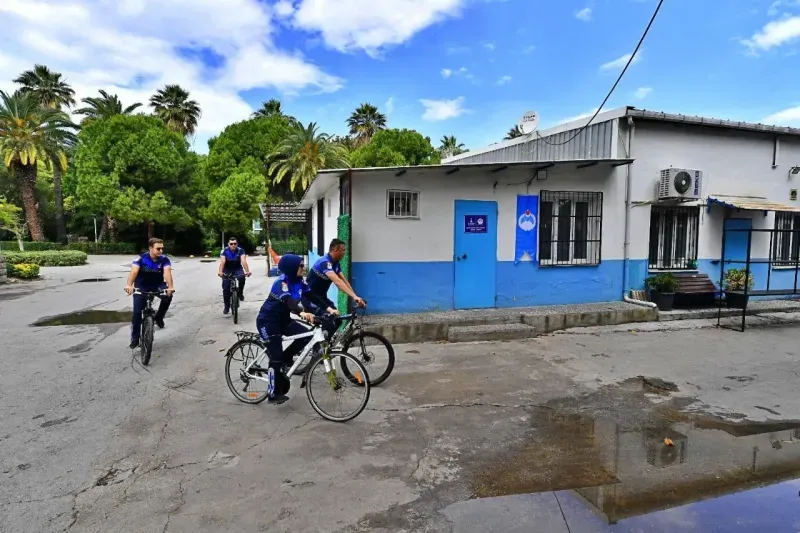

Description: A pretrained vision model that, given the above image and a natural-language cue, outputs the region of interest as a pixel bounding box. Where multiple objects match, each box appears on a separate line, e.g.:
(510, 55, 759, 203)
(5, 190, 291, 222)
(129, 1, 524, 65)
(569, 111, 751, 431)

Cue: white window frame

(539, 192, 602, 267)
(251, 219, 262, 232)
(386, 189, 420, 219)
(648, 206, 699, 270)
(772, 211, 800, 267)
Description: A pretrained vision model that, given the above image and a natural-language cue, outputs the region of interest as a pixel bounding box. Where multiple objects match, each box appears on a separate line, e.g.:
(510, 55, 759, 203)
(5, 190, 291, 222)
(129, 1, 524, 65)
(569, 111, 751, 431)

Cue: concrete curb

(660, 303, 800, 322)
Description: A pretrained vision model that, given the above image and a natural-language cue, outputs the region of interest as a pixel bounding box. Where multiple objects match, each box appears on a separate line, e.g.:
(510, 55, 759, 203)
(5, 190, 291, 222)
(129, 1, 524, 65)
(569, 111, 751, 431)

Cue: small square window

(386, 190, 420, 219)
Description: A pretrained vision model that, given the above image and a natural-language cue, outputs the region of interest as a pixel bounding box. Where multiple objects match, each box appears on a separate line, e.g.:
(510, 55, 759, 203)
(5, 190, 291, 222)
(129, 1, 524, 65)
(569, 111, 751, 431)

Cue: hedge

(3, 250, 88, 267)
(1, 241, 138, 254)
(271, 237, 308, 255)
(7, 263, 40, 279)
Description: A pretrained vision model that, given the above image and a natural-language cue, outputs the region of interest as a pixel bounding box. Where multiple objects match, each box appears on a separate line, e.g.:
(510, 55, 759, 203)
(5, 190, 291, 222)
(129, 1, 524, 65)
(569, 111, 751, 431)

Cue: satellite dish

(518, 110, 539, 135)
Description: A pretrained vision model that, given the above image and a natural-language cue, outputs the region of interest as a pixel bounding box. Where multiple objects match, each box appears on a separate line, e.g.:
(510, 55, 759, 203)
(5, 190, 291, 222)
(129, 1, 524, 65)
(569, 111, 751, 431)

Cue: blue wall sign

(515, 195, 538, 263)
(464, 214, 488, 233)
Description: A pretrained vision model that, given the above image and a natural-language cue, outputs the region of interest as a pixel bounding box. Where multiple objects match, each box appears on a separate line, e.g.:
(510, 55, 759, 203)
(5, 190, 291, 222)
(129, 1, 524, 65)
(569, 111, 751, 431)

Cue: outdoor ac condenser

(658, 168, 703, 200)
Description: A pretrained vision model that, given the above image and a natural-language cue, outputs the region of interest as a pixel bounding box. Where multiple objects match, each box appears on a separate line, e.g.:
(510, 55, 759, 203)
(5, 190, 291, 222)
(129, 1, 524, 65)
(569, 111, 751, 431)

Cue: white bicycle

(223, 316, 371, 422)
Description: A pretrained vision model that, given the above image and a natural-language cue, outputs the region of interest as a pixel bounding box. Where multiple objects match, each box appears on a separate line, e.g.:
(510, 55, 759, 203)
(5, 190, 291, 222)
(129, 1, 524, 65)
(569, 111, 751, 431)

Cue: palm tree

(439, 135, 467, 159)
(252, 98, 283, 118)
(0, 91, 73, 241)
(347, 103, 387, 145)
(269, 122, 350, 193)
(75, 90, 143, 125)
(331, 134, 358, 153)
(149, 84, 201, 137)
(14, 64, 77, 243)
(505, 125, 524, 140)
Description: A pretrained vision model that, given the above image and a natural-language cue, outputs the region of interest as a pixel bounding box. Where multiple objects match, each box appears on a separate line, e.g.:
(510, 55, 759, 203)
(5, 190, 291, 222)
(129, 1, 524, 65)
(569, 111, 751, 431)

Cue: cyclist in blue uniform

(256, 254, 336, 403)
(217, 236, 251, 314)
(124, 238, 175, 349)
(306, 238, 366, 312)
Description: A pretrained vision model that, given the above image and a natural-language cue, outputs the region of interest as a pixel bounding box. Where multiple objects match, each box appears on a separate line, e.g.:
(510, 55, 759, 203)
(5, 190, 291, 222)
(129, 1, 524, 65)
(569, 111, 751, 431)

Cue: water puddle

(471, 408, 800, 530)
(77, 278, 111, 282)
(31, 309, 132, 326)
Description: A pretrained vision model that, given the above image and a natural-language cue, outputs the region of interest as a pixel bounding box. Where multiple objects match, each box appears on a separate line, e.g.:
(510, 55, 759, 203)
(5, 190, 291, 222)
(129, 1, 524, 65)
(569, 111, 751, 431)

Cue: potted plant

(645, 273, 680, 311)
(723, 268, 755, 308)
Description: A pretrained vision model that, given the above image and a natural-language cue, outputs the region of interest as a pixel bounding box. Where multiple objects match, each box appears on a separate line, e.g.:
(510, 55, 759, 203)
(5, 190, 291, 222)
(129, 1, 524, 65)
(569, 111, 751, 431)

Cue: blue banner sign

(515, 195, 538, 263)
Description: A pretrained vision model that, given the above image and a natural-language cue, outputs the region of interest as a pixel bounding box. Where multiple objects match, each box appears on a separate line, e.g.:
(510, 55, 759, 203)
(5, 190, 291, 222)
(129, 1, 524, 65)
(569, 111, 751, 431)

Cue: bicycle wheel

(140, 315, 154, 366)
(341, 331, 395, 386)
(305, 350, 370, 422)
(225, 339, 269, 404)
(232, 291, 239, 324)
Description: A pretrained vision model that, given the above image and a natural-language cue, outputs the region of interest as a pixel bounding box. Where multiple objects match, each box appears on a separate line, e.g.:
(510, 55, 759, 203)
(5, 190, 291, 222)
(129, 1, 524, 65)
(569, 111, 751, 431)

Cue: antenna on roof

(518, 110, 539, 135)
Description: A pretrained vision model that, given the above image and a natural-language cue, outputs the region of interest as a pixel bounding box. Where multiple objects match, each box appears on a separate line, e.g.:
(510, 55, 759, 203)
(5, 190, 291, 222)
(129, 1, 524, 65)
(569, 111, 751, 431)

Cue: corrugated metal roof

(707, 195, 800, 212)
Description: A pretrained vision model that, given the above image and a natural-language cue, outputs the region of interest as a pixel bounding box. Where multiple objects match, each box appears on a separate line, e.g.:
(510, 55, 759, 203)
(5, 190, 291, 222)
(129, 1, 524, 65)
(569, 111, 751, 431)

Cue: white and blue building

(298, 106, 800, 315)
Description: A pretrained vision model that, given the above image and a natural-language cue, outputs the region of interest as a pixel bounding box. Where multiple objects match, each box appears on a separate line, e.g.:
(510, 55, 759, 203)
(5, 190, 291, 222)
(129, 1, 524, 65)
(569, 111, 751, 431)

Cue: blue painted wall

(696, 259, 800, 300)
(351, 259, 651, 314)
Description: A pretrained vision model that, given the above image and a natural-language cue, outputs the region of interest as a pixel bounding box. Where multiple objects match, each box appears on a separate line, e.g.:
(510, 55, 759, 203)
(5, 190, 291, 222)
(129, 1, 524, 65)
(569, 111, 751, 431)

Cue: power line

(534, 0, 664, 147)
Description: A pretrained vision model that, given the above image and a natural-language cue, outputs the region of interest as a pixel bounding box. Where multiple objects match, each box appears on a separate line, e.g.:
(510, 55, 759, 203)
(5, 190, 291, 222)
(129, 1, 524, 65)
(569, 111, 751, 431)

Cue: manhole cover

(200, 259, 216, 263)
(78, 278, 111, 282)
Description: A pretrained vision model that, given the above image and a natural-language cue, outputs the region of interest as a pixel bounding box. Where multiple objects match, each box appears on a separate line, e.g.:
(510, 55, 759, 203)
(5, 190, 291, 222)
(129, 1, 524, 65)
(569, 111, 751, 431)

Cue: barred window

(648, 206, 700, 270)
(386, 190, 419, 219)
(539, 191, 602, 266)
(772, 211, 800, 266)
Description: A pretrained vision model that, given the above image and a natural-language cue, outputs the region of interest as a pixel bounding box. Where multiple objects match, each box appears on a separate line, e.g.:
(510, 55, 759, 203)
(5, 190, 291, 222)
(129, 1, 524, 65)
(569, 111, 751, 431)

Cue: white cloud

(0, 0, 343, 150)
(600, 52, 640, 71)
(441, 68, 453, 78)
(441, 66, 470, 79)
(763, 106, 800, 126)
(274, 0, 295, 18)
(497, 75, 512, 85)
(522, 45, 536, 54)
(420, 96, 467, 121)
(484, 41, 496, 51)
(742, 16, 800, 52)
(446, 45, 470, 54)
(634, 87, 652, 99)
(288, 0, 464, 57)
(767, 0, 800, 17)
(575, 7, 592, 21)
(385, 96, 394, 114)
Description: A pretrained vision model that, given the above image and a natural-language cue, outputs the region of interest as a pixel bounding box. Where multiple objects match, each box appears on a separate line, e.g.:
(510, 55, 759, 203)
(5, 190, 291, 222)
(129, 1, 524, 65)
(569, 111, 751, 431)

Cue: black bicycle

(223, 273, 241, 324)
(331, 306, 395, 386)
(133, 288, 169, 365)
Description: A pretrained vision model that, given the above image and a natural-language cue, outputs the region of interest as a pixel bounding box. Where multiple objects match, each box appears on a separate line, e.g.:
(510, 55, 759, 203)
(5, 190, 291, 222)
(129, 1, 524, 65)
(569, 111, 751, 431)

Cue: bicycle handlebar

(132, 288, 174, 296)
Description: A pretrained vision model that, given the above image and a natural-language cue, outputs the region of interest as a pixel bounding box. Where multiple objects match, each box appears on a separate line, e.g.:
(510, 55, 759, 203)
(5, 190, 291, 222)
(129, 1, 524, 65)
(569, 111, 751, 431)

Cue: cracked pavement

(3, 256, 800, 532)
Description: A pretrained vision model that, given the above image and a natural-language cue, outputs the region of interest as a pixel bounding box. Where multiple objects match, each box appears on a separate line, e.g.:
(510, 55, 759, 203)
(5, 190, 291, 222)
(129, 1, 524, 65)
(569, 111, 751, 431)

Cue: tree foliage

(505, 125, 524, 140)
(203, 168, 266, 234)
(75, 90, 143, 126)
(149, 84, 201, 137)
(351, 128, 440, 168)
(438, 135, 468, 159)
(14, 65, 76, 109)
(269, 122, 350, 193)
(347, 103, 387, 145)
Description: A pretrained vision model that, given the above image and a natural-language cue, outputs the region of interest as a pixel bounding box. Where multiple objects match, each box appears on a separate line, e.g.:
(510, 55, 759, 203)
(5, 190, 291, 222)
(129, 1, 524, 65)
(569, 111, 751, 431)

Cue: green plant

(1, 241, 63, 251)
(65, 242, 138, 254)
(271, 237, 308, 255)
(7, 262, 40, 279)
(644, 272, 679, 293)
(3, 250, 87, 266)
(723, 268, 755, 291)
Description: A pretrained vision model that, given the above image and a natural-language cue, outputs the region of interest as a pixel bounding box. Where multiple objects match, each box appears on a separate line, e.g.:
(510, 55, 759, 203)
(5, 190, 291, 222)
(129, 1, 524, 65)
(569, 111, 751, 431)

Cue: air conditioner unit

(658, 168, 703, 200)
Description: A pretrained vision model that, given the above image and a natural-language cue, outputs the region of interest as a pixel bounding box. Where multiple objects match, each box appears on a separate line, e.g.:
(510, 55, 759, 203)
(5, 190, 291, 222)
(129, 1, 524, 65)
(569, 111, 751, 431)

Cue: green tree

(0, 91, 72, 241)
(351, 128, 440, 168)
(14, 64, 78, 243)
(347, 103, 387, 145)
(75, 90, 143, 126)
(203, 168, 266, 235)
(438, 135, 468, 159)
(504, 125, 524, 140)
(269, 122, 350, 193)
(149, 84, 201, 137)
(252, 98, 283, 118)
(0, 196, 25, 249)
(73, 115, 195, 242)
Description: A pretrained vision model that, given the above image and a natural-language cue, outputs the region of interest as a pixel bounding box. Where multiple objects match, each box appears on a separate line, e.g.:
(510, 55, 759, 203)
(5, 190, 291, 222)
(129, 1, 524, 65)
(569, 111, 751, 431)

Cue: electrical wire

(533, 0, 664, 147)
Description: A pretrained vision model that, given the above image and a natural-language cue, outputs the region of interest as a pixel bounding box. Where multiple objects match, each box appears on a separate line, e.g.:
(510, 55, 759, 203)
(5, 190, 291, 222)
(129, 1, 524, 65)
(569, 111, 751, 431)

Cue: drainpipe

(622, 116, 636, 301)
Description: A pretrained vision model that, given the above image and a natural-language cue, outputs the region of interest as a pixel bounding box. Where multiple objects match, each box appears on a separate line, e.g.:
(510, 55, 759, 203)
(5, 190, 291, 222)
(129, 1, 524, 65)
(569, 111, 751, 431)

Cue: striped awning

(707, 195, 800, 212)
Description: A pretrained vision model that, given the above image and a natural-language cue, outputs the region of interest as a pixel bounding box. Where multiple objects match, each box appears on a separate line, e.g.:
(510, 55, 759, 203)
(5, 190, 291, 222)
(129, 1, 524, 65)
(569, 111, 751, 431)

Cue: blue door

(723, 218, 752, 265)
(454, 200, 498, 309)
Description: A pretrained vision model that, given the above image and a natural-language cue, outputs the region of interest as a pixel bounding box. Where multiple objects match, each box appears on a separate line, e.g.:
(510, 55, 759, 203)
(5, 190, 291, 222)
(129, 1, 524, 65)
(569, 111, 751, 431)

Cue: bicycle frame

(243, 325, 331, 384)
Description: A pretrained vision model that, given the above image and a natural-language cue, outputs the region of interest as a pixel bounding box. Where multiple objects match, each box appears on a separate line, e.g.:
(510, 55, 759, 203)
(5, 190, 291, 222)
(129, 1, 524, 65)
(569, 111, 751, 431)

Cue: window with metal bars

(538, 191, 602, 266)
(648, 206, 699, 270)
(772, 211, 800, 266)
(386, 190, 420, 219)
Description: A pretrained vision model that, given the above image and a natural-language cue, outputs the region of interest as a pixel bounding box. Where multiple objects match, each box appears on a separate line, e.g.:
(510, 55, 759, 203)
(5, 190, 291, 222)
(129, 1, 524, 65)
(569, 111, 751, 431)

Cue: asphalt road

(3, 255, 800, 533)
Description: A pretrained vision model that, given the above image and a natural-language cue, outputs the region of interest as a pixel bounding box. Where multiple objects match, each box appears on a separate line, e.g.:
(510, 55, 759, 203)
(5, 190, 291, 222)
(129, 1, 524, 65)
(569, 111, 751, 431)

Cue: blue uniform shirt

(132, 253, 171, 289)
(220, 246, 246, 271)
(257, 274, 315, 324)
(307, 254, 341, 296)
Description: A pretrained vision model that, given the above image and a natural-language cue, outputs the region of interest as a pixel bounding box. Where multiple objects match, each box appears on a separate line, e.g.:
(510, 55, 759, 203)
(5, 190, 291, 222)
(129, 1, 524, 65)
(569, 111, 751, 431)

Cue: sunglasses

(229, 242, 237, 245)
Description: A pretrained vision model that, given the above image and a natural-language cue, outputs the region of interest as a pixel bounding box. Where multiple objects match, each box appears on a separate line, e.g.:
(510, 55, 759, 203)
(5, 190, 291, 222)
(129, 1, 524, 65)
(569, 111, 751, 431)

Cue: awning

(707, 195, 800, 213)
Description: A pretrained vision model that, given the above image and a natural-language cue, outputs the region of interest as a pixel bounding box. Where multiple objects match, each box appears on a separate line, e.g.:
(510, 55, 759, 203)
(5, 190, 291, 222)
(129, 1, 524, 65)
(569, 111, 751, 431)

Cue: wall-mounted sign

(791, 189, 798, 202)
(515, 195, 538, 263)
(464, 215, 487, 233)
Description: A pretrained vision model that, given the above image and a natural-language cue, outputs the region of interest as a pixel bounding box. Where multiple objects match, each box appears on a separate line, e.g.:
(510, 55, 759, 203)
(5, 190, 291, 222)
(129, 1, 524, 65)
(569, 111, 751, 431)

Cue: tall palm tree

(269, 122, 350, 193)
(331, 134, 358, 153)
(149, 84, 201, 137)
(252, 98, 283, 118)
(0, 91, 73, 241)
(74, 90, 143, 125)
(439, 135, 467, 159)
(504, 125, 524, 140)
(14, 64, 77, 243)
(347, 103, 387, 145)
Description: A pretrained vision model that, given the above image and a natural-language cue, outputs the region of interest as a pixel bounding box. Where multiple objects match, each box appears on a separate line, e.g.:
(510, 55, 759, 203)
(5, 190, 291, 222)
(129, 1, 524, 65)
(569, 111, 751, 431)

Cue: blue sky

(2, 0, 800, 154)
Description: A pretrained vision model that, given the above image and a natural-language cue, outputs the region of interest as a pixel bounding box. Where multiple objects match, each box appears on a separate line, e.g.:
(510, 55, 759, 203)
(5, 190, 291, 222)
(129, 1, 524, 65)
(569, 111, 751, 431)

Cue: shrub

(1, 241, 63, 251)
(644, 272, 679, 293)
(66, 242, 138, 254)
(723, 268, 755, 291)
(7, 262, 40, 279)
(3, 250, 88, 267)
(271, 237, 308, 255)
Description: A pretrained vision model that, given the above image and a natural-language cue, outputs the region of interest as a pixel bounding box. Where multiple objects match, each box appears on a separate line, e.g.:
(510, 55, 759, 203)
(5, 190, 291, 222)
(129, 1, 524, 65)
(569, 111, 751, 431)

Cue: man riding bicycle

(256, 254, 337, 404)
(124, 238, 175, 349)
(217, 236, 251, 315)
(306, 239, 366, 313)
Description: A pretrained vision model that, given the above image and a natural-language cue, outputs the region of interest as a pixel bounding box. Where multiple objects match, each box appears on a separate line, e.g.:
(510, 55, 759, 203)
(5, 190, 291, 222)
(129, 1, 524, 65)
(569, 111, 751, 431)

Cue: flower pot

(726, 292, 749, 309)
(650, 291, 675, 311)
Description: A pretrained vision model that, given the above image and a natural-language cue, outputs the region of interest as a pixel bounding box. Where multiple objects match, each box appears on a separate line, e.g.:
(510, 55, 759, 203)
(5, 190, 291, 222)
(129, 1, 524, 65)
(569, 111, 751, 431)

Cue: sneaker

(238, 293, 245, 301)
(155, 317, 165, 329)
(129, 339, 139, 349)
(268, 394, 290, 405)
(223, 306, 230, 315)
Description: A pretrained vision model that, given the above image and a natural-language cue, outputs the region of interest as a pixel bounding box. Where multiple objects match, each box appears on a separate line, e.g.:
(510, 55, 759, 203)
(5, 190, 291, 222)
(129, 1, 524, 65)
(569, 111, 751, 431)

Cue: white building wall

(351, 164, 628, 263)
